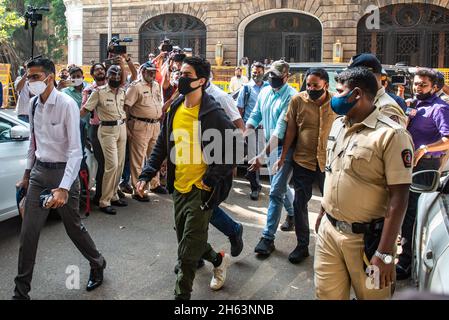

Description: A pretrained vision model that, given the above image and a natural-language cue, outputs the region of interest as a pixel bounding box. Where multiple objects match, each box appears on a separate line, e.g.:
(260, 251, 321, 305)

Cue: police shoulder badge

(390, 115, 400, 124)
(402, 149, 412, 168)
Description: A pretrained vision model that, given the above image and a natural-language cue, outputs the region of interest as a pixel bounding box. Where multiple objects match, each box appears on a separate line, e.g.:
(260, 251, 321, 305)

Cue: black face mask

(269, 76, 284, 89)
(307, 88, 325, 101)
(178, 76, 202, 95)
(109, 79, 121, 88)
(416, 92, 433, 101)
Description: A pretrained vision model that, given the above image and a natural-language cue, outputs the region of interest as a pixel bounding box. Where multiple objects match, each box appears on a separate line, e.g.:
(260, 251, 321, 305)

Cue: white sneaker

(210, 253, 230, 291)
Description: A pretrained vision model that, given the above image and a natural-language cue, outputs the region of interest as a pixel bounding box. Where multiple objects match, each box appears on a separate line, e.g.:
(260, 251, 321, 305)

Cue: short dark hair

(183, 56, 211, 85)
(68, 66, 83, 76)
(306, 68, 329, 83)
(27, 57, 55, 75)
(335, 67, 378, 99)
(90, 63, 105, 76)
(415, 68, 438, 86)
(173, 53, 186, 63)
(436, 72, 446, 90)
(252, 62, 264, 69)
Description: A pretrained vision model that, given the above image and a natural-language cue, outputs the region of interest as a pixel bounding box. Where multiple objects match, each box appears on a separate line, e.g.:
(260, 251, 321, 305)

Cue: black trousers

(398, 157, 441, 268)
(14, 163, 104, 299)
(291, 162, 325, 248)
(89, 125, 105, 201)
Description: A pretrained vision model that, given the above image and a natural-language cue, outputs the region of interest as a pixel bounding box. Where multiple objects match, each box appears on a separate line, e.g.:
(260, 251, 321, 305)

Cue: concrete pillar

(64, 0, 83, 65)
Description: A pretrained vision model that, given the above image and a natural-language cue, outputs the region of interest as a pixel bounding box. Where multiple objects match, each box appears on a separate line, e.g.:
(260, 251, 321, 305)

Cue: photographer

(56, 68, 69, 90)
(15, 64, 32, 122)
(162, 50, 185, 103)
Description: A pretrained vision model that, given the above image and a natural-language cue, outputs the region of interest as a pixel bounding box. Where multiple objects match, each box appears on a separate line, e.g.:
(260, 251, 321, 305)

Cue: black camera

(161, 38, 173, 53)
(24, 6, 49, 29)
(108, 37, 133, 55)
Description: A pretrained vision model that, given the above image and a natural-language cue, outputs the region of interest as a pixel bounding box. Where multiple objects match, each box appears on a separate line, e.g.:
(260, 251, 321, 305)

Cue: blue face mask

(330, 89, 357, 115)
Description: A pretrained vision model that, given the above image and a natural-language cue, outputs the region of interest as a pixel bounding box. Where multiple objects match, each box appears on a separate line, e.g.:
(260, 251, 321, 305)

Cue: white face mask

(73, 78, 84, 87)
(28, 77, 49, 96)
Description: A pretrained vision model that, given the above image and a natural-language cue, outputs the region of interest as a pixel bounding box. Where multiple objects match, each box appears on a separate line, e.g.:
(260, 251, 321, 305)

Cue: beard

(95, 75, 106, 82)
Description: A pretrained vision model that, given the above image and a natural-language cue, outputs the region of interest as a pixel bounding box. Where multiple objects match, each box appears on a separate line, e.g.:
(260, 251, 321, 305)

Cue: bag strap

(31, 96, 38, 152)
(242, 84, 250, 113)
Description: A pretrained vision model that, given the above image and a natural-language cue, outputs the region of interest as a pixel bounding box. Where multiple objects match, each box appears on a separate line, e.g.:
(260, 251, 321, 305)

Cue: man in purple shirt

(398, 68, 449, 280)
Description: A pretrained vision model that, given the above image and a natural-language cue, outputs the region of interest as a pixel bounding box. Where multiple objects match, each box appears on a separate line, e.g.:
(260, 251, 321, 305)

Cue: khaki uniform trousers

(314, 215, 393, 300)
(127, 119, 160, 191)
(98, 122, 127, 207)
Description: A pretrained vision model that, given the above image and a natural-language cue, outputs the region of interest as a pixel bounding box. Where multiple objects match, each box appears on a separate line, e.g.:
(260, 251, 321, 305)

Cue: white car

(0, 111, 30, 222)
(411, 169, 449, 295)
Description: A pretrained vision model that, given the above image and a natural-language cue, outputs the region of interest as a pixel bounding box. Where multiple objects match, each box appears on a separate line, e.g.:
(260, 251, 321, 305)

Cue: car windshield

(296, 70, 339, 93)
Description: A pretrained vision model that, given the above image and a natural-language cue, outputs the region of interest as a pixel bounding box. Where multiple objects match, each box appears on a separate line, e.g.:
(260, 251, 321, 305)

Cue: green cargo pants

(173, 186, 220, 300)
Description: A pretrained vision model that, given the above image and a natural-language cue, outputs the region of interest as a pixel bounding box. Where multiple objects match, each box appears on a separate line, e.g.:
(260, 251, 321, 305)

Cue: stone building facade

(65, 0, 449, 68)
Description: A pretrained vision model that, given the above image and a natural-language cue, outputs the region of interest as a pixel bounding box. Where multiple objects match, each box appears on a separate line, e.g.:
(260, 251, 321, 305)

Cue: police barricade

(0, 64, 13, 108)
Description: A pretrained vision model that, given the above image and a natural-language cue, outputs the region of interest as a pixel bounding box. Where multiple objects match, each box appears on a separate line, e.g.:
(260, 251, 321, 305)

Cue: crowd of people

(10, 45, 449, 301)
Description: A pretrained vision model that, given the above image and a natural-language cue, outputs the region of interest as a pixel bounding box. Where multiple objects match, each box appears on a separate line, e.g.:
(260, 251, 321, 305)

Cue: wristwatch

(374, 251, 394, 265)
(419, 145, 429, 154)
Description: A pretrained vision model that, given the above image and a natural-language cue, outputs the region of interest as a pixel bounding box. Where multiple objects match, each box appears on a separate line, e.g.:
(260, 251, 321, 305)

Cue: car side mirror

(10, 125, 30, 141)
(410, 170, 441, 194)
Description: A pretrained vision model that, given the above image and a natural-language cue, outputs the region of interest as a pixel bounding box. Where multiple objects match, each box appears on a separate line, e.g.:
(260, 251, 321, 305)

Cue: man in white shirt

(13, 58, 106, 300)
(229, 67, 249, 93)
(206, 81, 244, 130)
(14, 66, 32, 123)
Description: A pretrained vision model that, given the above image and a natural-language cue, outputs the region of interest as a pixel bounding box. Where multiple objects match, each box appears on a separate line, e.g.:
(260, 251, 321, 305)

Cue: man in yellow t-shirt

(137, 57, 238, 300)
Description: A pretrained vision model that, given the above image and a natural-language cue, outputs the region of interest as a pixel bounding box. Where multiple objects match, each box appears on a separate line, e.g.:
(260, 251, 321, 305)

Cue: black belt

(129, 115, 159, 124)
(36, 160, 67, 169)
(326, 213, 384, 235)
(100, 119, 125, 126)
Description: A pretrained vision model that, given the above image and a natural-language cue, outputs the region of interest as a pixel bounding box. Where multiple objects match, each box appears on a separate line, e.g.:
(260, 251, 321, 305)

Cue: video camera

(108, 37, 133, 55)
(160, 38, 173, 53)
(24, 5, 49, 29)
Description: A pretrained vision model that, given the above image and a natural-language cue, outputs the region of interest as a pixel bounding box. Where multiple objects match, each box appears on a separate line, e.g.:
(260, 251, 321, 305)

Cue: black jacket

(139, 92, 239, 210)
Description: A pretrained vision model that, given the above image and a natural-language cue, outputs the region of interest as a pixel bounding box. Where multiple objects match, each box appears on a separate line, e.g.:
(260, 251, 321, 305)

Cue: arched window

(139, 14, 206, 63)
(244, 12, 322, 63)
(358, 4, 449, 68)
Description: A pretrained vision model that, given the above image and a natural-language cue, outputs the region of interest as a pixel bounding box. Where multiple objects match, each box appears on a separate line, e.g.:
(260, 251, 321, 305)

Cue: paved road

(0, 176, 413, 300)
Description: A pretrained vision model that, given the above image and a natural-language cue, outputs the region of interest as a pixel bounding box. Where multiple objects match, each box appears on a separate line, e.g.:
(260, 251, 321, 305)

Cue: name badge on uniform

(328, 136, 336, 141)
(106, 99, 114, 102)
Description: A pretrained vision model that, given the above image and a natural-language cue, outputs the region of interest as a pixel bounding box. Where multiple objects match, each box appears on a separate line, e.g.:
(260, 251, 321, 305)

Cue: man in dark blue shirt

(381, 70, 407, 112)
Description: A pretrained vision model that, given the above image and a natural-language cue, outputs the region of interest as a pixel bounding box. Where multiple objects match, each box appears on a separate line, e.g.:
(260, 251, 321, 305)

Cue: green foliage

(23, 0, 68, 61)
(0, 0, 25, 43)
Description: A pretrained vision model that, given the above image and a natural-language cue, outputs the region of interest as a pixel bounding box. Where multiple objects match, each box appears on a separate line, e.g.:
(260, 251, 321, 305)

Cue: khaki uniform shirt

(322, 108, 414, 224)
(83, 85, 126, 121)
(125, 79, 163, 120)
(375, 87, 407, 128)
(285, 91, 337, 172)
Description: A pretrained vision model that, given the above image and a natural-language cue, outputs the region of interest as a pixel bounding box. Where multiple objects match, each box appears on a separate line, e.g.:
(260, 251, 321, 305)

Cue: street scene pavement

(0, 176, 413, 300)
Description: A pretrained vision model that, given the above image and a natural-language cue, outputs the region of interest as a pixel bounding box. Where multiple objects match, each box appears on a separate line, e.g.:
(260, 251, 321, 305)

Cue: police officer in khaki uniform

(314, 68, 413, 300)
(125, 61, 166, 201)
(81, 65, 128, 215)
(348, 53, 408, 128)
